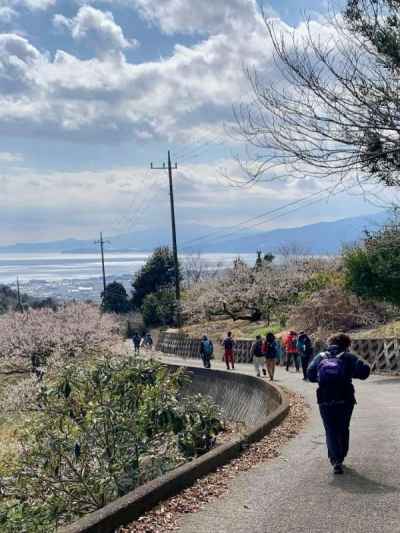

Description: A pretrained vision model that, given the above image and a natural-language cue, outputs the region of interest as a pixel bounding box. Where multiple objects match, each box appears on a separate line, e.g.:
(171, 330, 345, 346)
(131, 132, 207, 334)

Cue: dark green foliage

(132, 247, 178, 309)
(344, 222, 400, 306)
(30, 297, 58, 311)
(0, 285, 58, 314)
(263, 253, 275, 264)
(0, 357, 222, 531)
(101, 281, 130, 314)
(141, 289, 177, 327)
(345, 0, 400, 69)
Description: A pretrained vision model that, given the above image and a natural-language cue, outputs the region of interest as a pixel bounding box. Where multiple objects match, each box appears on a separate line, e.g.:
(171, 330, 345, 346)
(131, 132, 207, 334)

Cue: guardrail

(157, 332, 400, 372)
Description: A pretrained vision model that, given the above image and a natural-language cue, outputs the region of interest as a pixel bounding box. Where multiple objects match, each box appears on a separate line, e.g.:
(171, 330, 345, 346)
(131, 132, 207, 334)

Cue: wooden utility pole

(94, 232, 109, 294)
(151, 150, 181, 325)
(16, 276, 23, 312)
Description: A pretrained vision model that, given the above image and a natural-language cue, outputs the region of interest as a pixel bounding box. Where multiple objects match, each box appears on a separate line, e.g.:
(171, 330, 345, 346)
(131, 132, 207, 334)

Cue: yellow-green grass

(351, 320, 400, 339)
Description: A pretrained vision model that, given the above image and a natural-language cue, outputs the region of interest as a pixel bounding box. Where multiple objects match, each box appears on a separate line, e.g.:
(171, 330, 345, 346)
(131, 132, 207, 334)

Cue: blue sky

(0, 0, 388, 246)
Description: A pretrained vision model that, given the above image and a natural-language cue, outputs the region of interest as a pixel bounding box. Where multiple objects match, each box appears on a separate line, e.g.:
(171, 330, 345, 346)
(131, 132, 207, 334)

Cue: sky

(0, 0, 390, 246)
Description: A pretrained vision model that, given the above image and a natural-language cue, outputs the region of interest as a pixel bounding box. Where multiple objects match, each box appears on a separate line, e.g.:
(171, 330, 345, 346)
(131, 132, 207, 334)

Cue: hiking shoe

(333, 464, 343, 475)
(262, 368, 267, 376)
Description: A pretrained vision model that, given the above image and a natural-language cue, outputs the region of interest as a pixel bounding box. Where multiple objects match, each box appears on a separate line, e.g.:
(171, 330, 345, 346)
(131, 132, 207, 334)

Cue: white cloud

(0, 0, 54, 13)
(0, 151, 23, 162)
(0, 3, 338, 149)
(0, 33, 44, 94)
(53, 6, 138, 57)
(0, 158, 384, 244)
(132, 0, 267, 35)
(0, 6, 17, 22)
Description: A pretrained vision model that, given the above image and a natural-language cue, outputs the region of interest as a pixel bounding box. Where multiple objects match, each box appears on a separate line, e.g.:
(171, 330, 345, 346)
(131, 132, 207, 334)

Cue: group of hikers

(200, 329, 314, 382)
(200, 329, 370, 475)
(131, 332, 153, 354)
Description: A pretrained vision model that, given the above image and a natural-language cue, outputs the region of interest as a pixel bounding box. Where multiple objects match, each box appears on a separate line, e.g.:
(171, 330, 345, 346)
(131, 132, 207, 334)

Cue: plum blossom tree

(183, 257, 329, 325)
(0, 302, 120, 374)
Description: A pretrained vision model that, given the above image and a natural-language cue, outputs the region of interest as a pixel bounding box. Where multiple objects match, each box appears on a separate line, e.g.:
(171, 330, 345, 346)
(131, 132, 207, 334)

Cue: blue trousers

(319, 402, 354, 465)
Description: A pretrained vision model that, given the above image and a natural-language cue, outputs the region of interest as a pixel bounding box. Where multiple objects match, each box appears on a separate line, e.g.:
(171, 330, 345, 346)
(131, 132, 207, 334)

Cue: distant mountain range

(0, 212, 388, 255)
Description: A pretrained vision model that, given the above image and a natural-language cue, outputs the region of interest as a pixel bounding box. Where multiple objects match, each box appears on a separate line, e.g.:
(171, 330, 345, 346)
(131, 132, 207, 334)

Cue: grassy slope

(351, 320, 400, 339)
(183, 317, 400, 342)
(181, 319, 284, 341)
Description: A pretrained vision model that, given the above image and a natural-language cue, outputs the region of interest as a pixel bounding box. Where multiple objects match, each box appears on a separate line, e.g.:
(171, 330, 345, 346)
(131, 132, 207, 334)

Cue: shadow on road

(330, 467, 399, 494)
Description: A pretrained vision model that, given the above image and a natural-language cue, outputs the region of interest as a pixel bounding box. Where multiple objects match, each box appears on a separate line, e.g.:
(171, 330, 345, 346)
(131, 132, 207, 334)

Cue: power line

(181, 182, 357, 251)
(180, 186, 332, 249)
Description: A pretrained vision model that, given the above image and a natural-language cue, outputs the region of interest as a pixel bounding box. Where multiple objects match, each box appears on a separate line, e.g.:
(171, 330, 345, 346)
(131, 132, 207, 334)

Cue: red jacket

(284, 332, 298, 353)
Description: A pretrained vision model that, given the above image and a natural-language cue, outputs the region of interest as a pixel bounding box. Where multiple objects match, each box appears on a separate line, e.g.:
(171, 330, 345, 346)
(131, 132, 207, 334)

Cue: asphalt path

(152, 353, 400, 533)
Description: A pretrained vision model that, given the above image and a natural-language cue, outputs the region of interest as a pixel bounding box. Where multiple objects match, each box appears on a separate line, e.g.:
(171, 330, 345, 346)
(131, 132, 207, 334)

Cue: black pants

(201, 354, 211, 369)
(301, 355, 310, 379)
(319, 402, 354, 465)
(286, 352, 299, 371)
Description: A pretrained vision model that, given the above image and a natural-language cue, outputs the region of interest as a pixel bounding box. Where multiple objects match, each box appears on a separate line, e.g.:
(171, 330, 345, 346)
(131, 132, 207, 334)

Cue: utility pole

(151, 150, 181, 326)
(16, 276, 23, 312)
(94, 232, 110, 295)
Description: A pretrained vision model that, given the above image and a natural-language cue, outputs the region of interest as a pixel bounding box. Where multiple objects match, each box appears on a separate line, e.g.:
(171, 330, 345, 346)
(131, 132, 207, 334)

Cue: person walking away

(223, 331, 235, 370)
(307, 333, 370, 475)
(143, 332, 153, 351)
(264, 332, 278, 380)
(200, 335, 214, 369)
(285, 331, 299, 372)
(132, 332, 141, 355)
(275, 337, 283, 366)
(297, 331, 313, 380)
(251, 335, 265, 377)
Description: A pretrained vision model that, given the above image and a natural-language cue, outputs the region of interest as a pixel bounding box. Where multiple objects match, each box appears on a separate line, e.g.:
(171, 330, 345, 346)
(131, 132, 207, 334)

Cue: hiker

(251, 335, 265, 377)
(143, 333, 153, 351)
(200, 335, 214, 369)
(307, 333, 370, 475)
(132, 332, 141, 354)
(275, 337, 283, 366)
(263, 332, 278, 381)
(284, 331, 299, 372)
(222, 331, 235, 370)
(297, 331, 313, 380)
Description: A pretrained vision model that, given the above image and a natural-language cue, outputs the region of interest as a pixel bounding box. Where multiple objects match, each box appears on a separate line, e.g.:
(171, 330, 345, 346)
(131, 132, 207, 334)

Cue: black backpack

(253, 341, 262, 357)
(224, 337, 234, 350)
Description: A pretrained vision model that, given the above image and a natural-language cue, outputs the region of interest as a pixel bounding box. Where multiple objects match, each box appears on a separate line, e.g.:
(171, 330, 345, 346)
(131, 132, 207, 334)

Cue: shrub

(132, 247, 178, 309)
(141, 289, 177, 327)
(289, 286, 390, 335)
(0, 357, 222, 530)
(343, 222, 400, 306)
(101, 282, 130, 314)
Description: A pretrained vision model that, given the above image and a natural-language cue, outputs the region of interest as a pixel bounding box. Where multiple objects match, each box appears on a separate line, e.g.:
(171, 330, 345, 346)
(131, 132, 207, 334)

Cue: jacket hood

(327, 344, 341, 356)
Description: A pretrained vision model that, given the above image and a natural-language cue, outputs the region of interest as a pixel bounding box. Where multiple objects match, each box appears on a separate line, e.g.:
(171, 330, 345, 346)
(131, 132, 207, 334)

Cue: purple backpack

(317, 353, 346, 386)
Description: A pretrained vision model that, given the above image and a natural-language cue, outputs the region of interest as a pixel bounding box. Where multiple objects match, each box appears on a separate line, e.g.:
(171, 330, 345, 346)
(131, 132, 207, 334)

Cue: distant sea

(0, 252, 257, 301)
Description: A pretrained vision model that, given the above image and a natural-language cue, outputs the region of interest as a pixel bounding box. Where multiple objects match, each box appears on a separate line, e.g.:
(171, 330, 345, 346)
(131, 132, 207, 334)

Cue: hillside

(0, 211, 388, 255)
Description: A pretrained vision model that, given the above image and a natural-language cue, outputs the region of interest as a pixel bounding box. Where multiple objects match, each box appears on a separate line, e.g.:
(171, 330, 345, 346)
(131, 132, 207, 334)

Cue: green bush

(101, 282, 130, 314)
(132, 247, 179, 309)
(141, 289, 177, 327)
(0, 357, 222, 530)
(343, 222, 400, 306)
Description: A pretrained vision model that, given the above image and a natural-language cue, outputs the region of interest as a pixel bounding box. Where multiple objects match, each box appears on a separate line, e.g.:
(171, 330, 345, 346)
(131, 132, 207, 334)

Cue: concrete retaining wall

(182, 365, 280, 427)
(60, 365, 288, 533)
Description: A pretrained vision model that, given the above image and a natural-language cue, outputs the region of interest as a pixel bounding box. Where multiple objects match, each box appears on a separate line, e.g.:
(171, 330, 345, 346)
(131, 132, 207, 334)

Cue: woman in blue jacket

(307, 333, 370, 475)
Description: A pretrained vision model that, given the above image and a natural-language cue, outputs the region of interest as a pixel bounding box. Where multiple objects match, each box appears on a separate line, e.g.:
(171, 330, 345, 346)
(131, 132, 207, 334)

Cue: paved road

(153, 354, 400, 533)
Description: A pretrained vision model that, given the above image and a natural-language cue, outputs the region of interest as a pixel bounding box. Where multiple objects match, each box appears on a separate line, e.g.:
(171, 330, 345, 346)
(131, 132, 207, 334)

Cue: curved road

(155, 354, 400, 533)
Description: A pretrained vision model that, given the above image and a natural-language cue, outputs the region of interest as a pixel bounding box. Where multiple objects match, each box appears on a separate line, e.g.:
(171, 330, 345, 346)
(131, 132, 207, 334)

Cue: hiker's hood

(327, 344, 341, 356)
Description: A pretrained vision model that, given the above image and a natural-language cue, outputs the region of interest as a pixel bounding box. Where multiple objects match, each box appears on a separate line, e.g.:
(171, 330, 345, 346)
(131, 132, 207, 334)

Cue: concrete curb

(59, 366, 290, 533)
